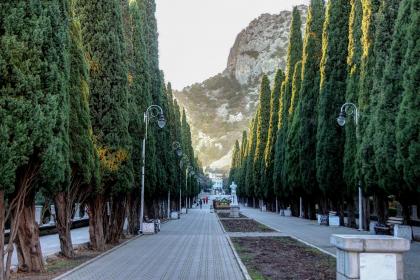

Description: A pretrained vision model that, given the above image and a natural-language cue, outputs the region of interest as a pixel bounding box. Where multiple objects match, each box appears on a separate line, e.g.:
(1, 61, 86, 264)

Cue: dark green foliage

(316, 0, 350, 197)
(273, 7, 303, 197)
(68, 3, 99, 189)
(297, 0, 325, 197)
(245, 117, 258, 197)
(253, 75, 272, 199)
(77, 0, 133, 195)
(0, 1, 71, 193)
(262, 70, 285, 198)
(284, 61, 303, 193)
(358, 0, 381, 192)
(395, 0, 419, 192)
(237, 131, 248, 196)
(343, 0, 363, 196)
(374, 0, 412, 195)
(229, 140, 240, 185)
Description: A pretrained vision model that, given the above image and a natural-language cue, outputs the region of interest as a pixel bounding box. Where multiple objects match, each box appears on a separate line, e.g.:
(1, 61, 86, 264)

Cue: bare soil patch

(11, 236, 134, 279)
(217, 212, 248, 219)
(221, 218, 274, 232)
(232, 237, 335, 280)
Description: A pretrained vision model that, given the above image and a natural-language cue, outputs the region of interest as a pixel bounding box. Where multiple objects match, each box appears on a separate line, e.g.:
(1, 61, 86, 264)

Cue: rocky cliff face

(174, 5, 307, 170)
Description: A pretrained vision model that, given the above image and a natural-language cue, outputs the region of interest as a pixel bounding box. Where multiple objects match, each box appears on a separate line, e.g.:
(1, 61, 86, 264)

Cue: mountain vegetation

(229, 0, 419, 228)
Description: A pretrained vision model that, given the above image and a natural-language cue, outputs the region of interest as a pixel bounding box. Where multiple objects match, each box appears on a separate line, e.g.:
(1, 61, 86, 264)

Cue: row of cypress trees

(229, 0, 418, 228)
(0, 0, 200, 276)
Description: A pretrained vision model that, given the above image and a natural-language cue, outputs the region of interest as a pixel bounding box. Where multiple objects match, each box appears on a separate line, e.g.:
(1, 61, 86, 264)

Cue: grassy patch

(220, 219, 275, 232)
(232, 237, 335, 280)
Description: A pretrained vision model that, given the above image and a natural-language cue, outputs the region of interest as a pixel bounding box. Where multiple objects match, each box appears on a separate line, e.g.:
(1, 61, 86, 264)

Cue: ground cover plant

(232, 237, 335, 280)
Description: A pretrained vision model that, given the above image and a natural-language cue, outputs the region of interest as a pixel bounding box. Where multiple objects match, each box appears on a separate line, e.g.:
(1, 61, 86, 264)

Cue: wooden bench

(374, 217, 404, 235)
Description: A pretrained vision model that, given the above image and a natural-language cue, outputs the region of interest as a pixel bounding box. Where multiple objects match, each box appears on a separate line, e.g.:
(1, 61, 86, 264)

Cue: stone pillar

(50, 205, 56, 225)
(35, 205, 43, 225)
(74, 203, 81, 220)
(331, 235, 410, 280)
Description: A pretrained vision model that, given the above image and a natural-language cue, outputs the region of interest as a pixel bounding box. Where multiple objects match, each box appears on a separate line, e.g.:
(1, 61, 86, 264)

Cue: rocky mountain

(174, 5, 307, 171)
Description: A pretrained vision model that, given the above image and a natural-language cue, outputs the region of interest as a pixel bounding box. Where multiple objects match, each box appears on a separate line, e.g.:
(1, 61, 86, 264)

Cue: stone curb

(216, 213, 252, 280)
(53, 219, 174, 280)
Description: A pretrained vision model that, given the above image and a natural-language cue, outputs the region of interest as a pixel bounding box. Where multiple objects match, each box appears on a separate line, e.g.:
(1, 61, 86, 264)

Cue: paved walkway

(241, 206, 420, 280)
(61, 208, 243, 280)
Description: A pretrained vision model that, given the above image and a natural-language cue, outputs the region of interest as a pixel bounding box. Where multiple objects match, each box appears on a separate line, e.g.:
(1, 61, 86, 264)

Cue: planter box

(284, 209, 292, 217)
(170, 211, 179, 220)
(394, 224, 412, 241)
(142, 222, 155, 234)
(329, 215, 340, 227)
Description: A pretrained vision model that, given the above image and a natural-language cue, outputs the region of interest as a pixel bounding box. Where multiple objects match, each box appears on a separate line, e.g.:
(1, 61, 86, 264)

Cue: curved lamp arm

(337, 102, 359, 126)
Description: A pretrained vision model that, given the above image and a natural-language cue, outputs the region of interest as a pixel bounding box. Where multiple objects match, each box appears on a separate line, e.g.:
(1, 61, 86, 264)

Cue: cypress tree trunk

(127, 191, 139, 235)
(347, 198, 357, 228)
(15, 193, 44, 272)
(88, 195, 105, 251)
(54, 192, 74, 258)
(107, 195, 127, 244)
(0, 191, 4, 280)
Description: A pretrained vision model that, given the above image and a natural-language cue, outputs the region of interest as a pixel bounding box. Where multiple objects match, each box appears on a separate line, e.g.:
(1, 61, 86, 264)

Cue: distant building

(206, 168, 225, 195)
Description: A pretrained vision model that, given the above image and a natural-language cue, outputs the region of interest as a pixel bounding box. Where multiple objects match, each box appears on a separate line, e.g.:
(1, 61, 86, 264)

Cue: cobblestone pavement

(241, 206, 420, 280)
(62, 208, 243, 280)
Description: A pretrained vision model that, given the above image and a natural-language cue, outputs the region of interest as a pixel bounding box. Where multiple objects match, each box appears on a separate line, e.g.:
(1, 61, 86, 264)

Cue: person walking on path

(199, 199, 202, 209)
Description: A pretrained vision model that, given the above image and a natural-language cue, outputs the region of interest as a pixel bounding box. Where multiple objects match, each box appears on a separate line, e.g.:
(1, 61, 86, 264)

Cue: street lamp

(139, 105, 166, 234)
(336, 102, 363, 231)
(185, 165, 195, 212)
(337, 102, 359, 127)
(172, 142, 183, 214)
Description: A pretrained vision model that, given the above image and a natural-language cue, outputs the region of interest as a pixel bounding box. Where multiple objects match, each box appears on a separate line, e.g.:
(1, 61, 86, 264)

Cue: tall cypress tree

(76, 0, 132, 249)
(253, 75, 272, 200)
(358, 0, 381, 209)
(297, 0, 325, 206)
(0, 1, 70, 271)
(229, 140, 240, 185)
(238, 131, 248, 197)
(273, 7, 303, 200)
(394, 0, 419, 221)
(262, 69, 284, 200)
(371, 0, 402, 200)
(284, 61, 303, 199)
(343, 0, 363, 226)
(245, 116, 257, 200)
(374, 1, 411, 201)
(50, 1, 100, 258)
(316, 0, 350, 211)
(374, 0, 411, 205)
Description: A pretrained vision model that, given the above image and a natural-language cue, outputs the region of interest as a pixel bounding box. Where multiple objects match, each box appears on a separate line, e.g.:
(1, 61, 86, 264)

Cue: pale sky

(156, 0, 310, 90)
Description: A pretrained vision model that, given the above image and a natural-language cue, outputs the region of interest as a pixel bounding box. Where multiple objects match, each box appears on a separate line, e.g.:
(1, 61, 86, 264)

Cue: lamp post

(139, 105, 166, 234)
(172, 141, 183, 215)
(185, 165, 195, 213)
(337, 102, 363, 231)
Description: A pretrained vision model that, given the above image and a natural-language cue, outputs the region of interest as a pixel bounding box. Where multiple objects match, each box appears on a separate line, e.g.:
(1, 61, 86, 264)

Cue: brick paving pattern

(62, 208, 243, 280)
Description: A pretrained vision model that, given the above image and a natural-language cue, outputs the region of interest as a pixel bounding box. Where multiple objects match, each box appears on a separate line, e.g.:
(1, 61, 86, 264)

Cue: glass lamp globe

(157, 113, 166, 128)
(337, 111, 346, 127)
